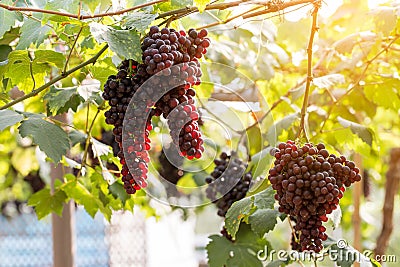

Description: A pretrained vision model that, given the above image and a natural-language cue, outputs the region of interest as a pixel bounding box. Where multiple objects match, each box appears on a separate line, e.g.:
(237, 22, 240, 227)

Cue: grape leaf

(313, 74, 345, 89)
(246, 125, 262, 156)
(0, 45, 12, 61)
(16, 18, 52, 50)
(207, 223, 266, 267)
(253, 186, 275, 210)
(63, 180, 100, 217)
(27, 188, 67, 219)
(90, 22, 142, 61)
(122, 12, 158, 33)
(266, 113, 300, 145)
(249, 147, 274, 183)
(0, 0, 22, 38)
(18, 118, 70, 163)
(248, 209, 279, 237)
(0, 110, 24, 131)
(3, 50, 65, 93)
(337, 116, 374, 146)
(68, 130, 87, 147)
(194, 0, 211, 12)
(44, 86, 85, 115)
(225, 197, 254, 238)
(364, 82, 400, 110)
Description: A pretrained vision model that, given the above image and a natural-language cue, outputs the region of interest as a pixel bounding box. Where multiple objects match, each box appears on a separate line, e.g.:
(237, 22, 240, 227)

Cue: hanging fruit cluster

(268, 140, 361, 252)
(103, 26, 210, 194)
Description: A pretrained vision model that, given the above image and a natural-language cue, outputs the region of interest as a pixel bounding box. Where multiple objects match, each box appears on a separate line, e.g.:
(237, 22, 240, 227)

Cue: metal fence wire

(0, 206, 147, 267)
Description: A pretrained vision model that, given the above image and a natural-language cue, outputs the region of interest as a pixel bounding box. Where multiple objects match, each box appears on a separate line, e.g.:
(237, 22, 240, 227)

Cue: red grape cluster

(268, 141, 361, 252)
(205, 152, 252, 217)
(102, 26, 210, 194)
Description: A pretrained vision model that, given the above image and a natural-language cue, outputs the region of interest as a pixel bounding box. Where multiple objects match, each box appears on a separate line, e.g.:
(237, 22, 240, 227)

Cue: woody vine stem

(297, 0, 321, 142)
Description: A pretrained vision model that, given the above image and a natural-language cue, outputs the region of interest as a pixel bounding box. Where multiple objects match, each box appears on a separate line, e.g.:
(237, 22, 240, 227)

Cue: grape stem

(0, 0, 167, 20)
(297, 1, 321, 142)
(0, 44, 108, 110)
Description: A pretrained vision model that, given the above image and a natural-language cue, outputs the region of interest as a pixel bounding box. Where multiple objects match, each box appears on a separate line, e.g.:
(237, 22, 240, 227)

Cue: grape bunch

(268, 141, 361, 252)
(102, 26, 210, 194)
(205, 152, 252, 217)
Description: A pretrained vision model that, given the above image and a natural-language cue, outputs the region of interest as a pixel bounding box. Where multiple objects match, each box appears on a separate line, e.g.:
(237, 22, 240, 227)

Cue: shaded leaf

(68, 130, 87, 147)
(16, 19, 51, 50)
(44, 86, 85, 115)
(0, 110, 24, 131)
(63, 180, 99, 217)
(207, 223, 266, 267)
(249, 147, 274, 180)
(249, 209, 279, 237)
(253, 186, 275, 210)
(18, 118, 70, 163)
(337, 116, 374, 146)
(225, 197, 254, 238)
(122, 12, 158, 33)
(0, 0, 22, 38)
(90, 23, 141, 61)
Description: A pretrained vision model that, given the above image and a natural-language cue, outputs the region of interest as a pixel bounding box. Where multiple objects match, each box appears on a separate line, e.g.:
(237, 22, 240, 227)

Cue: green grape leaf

(225, 197, 254, 238)
(122, 12, 158, 33)
(0, 0, 22, 38)
(249, 147, 274, 182)
(364, 82, 400, 110)
(63, 180, 100, 218)
(246, 125, 262, 156)
(3, 50, 65, 93)
(109, 182, 132, 204)
(249, 208, 279, 237)
(44, 86, 85, 115)
(0, 45, 12, 61)
(28, 188, 67, 219)
(193, 0, 211, 12)
(207, 223, 266, 267)
(337, 116, 374, 146)
(82, 0, 101, 14)
(266, 113, 300, 145)
(68, 130, 87, 147)
(16, 18, 52, 50)
(90, 57, 117, 86)
(90, 22, 141, 61)
(253, 186, 275, 210)
(18, 118, 70, 163)
(0, 110, 24, 131)
(0, 27, 20, 46)
(42, 0, 79, 22)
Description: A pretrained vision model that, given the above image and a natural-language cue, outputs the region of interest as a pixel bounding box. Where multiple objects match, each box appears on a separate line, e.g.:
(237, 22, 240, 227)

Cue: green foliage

(28, 188, 67, 219)
(0, 110, 24, 131)
(90, 23, 142, 61)
(18, 117, 70, 163)
(225, 187, 277, 238)
(1, 50, 65, 92)
(206, 223, 268, 267)
(44, 86, 85, 115)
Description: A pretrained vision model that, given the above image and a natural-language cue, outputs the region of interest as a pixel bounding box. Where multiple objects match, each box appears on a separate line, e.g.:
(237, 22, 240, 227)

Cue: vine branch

(297, 0, 320, 141)
(0, 44, 109, 110)
(63, 26, 83, 74)
(0, 0, 166, 20)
